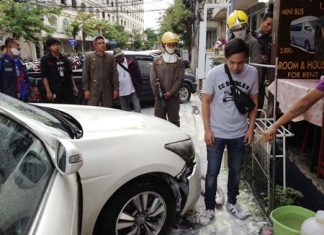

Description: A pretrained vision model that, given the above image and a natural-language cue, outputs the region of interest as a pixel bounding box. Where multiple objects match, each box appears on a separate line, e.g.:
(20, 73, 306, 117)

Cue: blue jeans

(119, 92, 141, 113)
(204, 136, 245, 210)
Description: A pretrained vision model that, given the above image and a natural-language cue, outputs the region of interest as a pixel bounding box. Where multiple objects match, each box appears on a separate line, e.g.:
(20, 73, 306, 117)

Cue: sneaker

(199, 209, 215, 226)
(225, 202, 249, 220)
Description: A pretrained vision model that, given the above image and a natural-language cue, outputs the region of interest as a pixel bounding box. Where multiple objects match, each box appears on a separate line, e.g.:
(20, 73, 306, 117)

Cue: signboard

(181, 49, 190, 61)
(68, 39, 77, 47)
(272, 0, 324, 79)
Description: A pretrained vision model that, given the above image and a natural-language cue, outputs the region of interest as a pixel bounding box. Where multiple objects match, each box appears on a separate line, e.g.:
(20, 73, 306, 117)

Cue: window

(291, 23, 303, 31)
(136, 57, 153, 75)
(61, 0, 66, 4)
(102, 12, 105, 19)
(81, 2, 86, 12)
(63, 18, 69, 34)
(48, 15, 57, 28)
(250, 14, 257, 32)
(0, 115, 54, 234)
(72, 0, 76, 8)
(96, 9, 100, 18)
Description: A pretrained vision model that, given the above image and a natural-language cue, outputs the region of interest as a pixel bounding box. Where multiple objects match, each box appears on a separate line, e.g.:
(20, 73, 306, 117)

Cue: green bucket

(270, 205, 316, 235)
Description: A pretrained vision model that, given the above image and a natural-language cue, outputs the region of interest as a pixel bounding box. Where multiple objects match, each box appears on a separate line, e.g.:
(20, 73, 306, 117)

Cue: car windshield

(0, 93, 70, 138)
(310, 20, 318, 28)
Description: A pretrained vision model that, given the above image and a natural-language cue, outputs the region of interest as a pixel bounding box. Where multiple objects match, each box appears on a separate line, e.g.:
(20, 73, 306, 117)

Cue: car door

(0, 114, 80, 235)
(133, 55, 155, 102)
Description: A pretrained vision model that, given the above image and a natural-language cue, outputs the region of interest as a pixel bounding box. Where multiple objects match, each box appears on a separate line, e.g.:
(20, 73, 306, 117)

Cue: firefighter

(150, 32, 185, 127)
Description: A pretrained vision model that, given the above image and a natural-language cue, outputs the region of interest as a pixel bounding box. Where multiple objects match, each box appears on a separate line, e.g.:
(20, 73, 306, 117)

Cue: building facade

(193, 0, 272, 89)
(18, 0, 144, 59)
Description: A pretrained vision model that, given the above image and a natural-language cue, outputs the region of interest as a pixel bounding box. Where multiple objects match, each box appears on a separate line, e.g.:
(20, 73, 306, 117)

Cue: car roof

(290, 16, 319, 25)
(106, 50, 161, 56)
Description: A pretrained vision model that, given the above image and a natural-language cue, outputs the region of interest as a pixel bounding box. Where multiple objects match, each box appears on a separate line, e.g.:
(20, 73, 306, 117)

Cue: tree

(142, 28, 159, 50)
(159, 0, 192, 50)
(0, 0, 61, 43)
(66, 12, 95, 53)
(131, 30, 143, 50)
(102, 23, 129, 49)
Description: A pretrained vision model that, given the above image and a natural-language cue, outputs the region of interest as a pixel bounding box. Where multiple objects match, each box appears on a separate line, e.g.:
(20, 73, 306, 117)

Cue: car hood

(34, 104, 186, 139)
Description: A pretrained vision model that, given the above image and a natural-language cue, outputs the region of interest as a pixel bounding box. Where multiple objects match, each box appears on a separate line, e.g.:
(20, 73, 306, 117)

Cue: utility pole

(116, 0, 119, 24)
(197, 3, 230, 83)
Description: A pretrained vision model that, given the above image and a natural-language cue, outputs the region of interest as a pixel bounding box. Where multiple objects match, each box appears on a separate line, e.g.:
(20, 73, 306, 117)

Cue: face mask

(11, 48, 20, 56)
(233, 29, 247, 39)
(165, 46, 176, 54)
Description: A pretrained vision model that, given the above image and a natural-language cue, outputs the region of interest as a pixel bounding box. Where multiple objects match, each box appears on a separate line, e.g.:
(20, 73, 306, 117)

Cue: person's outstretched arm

(256, 88, 324, 143)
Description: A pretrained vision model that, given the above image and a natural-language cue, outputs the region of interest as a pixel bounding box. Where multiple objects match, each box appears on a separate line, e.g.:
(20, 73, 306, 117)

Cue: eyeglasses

(166, 43, 176, 47)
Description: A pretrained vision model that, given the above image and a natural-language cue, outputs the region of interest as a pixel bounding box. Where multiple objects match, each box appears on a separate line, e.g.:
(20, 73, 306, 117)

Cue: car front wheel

(179, 83, 191, 103)
(94, 179, 176, 235)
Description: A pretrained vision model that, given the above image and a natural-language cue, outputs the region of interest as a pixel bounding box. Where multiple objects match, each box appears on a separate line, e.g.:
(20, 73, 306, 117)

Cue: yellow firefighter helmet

(161, 32, 179, 44)
(227, 10, 249, 30)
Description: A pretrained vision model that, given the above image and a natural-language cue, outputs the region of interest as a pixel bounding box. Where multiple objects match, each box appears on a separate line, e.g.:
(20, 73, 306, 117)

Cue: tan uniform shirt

(150, 56, 185, 97)
(82, 52, 118, 106)
(82, 52, 118, 94)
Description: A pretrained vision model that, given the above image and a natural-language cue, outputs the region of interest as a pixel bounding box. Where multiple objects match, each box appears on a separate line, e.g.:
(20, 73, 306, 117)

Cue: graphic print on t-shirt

(57, 60, 64, 77)
(218, 80, 250, 103)
(202, 64, 258, 139)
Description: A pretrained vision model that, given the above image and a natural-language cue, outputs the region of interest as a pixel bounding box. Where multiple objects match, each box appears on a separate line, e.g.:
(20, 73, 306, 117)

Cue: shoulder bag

(224, 64, 255, 114)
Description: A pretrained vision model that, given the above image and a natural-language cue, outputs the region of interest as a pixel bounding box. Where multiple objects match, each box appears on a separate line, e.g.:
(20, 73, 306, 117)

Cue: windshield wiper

(36, 106, 83, 139)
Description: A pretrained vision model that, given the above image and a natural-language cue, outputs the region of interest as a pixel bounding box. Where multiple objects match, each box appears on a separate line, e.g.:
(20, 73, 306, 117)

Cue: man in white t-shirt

(200, 38, 258, 225)
(114, 48, 141, 112)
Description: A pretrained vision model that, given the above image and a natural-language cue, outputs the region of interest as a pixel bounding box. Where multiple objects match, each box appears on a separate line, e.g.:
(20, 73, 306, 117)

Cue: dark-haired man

(200, 38, 258, 225)
(82, 36, 118, 107)
(0, 37, 32, 101)
(41, 37, 78, 103)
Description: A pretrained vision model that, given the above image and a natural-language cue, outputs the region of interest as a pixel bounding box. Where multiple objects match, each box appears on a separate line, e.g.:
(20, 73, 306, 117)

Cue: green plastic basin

(270, 205, 316, 235)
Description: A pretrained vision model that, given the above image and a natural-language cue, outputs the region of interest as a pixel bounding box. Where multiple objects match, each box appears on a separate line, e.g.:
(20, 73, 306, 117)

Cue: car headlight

(165, 139, 195, 163)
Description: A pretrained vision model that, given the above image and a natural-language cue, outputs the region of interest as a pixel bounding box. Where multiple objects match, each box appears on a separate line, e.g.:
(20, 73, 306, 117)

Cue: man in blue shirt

(0, 37, 31, 101)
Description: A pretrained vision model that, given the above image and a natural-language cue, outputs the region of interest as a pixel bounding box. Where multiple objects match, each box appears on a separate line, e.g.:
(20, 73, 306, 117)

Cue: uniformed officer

(82, 36, 119, 107)
(41, 37, 78, 104)
(150, 32, 185, 127)
(0, 37, 31, 101)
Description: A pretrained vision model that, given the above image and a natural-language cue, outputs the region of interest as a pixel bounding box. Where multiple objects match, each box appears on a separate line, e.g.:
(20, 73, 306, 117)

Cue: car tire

(179, 83, 191, 103)
(94, 178, 176, 235)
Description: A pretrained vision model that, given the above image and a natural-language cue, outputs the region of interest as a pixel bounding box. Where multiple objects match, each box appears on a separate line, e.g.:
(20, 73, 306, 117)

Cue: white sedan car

(0, 93, 200, 235)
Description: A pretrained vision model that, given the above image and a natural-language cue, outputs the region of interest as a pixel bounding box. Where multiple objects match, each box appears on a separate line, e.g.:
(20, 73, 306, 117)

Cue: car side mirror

(56, 139, 83, 175)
